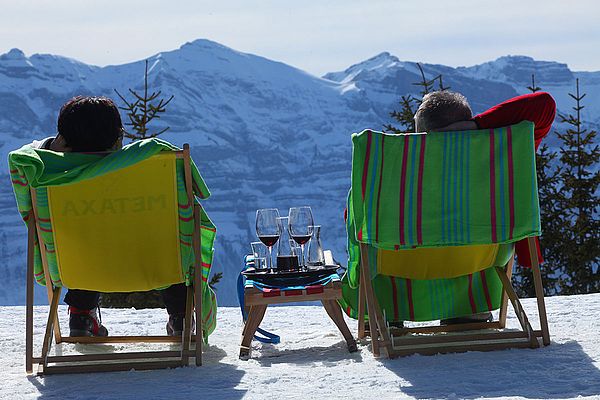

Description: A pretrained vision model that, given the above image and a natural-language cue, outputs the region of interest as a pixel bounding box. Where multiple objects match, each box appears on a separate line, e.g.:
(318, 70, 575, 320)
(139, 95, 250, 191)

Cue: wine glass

(256, 208, 281, 270)
(288, 206, 314, 269)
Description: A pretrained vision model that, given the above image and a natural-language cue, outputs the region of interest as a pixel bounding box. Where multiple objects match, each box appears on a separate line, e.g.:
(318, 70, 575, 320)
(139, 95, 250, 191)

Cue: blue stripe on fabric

(35, 188, 49, 206)
(531, 147, 538, 232)
(398, 278, 407, 319)
(466, 133, 471, 243)
(447, 134, 451, 242)
(498, 128, 506, 241)
(428, 280, 436, 320)
(437, 279, 445, 319)
(453, 132, 458, 243)
(367, 136, 380, 241)
(247, 273, 339, 291)
(441, 134, 448, 242)
(435, 279, 443, 319)
(407, 137, 418, 246)
(448, 277, 456, 317)
(459, 131, 465, 243)
(474, 274, 487, 312)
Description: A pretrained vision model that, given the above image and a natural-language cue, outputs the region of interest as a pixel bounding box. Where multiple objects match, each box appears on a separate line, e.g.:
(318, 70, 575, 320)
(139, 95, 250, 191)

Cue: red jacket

(472, 92, 557, 267)
(473, 92, 556, 150)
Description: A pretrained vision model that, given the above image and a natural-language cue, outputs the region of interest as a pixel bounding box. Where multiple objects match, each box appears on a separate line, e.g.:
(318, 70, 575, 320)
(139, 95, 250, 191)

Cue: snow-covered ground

(1, 294, 599, 399)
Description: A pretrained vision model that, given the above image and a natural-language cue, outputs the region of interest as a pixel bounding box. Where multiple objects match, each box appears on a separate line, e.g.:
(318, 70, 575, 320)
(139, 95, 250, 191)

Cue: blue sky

(2, 0, 599, 75)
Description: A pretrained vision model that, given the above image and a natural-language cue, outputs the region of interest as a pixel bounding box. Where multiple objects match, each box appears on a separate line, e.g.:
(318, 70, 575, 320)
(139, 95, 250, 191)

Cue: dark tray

(242, 265, 339, 287)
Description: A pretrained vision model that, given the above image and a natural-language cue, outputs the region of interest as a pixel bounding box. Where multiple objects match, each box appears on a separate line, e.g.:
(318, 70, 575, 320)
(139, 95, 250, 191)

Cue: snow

(1, 293, 599, 399)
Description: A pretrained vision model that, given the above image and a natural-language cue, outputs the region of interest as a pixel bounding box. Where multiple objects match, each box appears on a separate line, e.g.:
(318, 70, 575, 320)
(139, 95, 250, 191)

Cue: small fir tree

(114, 59, 174, 141)
(527, 74, 542, 93)
(555, 79, 600, 294)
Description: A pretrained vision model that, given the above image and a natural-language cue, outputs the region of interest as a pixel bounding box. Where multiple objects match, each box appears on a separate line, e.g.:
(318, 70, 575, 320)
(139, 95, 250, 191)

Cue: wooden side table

(239, 276, 358, 359)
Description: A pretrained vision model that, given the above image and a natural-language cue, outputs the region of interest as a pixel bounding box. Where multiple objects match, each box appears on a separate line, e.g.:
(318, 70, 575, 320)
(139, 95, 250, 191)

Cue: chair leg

(359, 249, 379, 356)
(322, 300, 357, 352)
(494, 266, 539, 348)
(26, 217, 35, 374)
(357, 276, 366, 339)
(360, 244, 393, 357)
(528, 237, 550, 346)
(193, 204, 204, 366)
(368, 285, 393, 356)
(194, 277, 203, 366)
(498, 257, 514, 329)
(181, 286, 194, 365)
(40, 286, 61, 372)
(31, 189, 62, 345)
(239, 305, 267, 359)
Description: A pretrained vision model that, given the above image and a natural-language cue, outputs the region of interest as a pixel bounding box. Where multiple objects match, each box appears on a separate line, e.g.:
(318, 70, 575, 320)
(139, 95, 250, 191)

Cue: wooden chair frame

(357, 237, 550, 358)
(239, 278, 357, 359)
(25, 144, 205, 375)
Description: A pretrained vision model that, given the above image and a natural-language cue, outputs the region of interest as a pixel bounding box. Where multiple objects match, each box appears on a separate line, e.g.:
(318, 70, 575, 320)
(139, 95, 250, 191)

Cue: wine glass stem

(268, 246, 273, 271)
(300, 244, 305, 269)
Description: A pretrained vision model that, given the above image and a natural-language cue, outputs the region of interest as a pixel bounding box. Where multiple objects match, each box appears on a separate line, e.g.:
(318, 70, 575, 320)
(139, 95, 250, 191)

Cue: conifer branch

(114, 59, 174, 141)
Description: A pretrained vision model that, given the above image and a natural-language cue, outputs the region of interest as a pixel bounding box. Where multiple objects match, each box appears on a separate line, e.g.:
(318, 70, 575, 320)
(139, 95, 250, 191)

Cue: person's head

(414, 91, 473, 132)
(57, 96, 123, 152)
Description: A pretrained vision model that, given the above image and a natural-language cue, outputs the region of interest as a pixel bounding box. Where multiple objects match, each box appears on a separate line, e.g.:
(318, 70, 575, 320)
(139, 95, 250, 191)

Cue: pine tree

(384, 63, 448, 133)
(512, 75, 563, 297)
(555, 79, 600, 294)
(114, 59, 174, 141)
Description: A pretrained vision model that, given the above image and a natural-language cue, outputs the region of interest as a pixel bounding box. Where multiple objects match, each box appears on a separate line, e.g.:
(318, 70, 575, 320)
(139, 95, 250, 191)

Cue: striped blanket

(8, 138, 218, 338)
(341, 122, 540, 322)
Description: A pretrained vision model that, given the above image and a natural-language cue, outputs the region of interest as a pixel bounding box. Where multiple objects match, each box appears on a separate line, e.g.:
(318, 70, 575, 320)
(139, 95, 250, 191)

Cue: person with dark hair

(413, 90, 556, 323)
(31, 95, 188, 337)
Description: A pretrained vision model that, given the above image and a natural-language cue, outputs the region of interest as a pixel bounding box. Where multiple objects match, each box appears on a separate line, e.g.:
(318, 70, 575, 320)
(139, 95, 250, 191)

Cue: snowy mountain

(1, 294, 600, 398)
(1, 39, 598, 306)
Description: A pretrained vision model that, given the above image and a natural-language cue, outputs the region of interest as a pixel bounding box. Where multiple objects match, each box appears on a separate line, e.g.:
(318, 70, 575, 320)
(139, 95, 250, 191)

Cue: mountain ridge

(1, 39, 598, 306)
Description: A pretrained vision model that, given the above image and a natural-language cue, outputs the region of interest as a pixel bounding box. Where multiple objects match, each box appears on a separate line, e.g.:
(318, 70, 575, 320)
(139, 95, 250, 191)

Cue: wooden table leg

(322, 300, 358, 353)
(239, 305, 268, 359)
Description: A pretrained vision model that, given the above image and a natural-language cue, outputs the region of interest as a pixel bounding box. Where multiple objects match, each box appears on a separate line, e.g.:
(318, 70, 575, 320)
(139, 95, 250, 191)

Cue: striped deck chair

(341, 121, 550, 358)
(8, 139, 217, 374)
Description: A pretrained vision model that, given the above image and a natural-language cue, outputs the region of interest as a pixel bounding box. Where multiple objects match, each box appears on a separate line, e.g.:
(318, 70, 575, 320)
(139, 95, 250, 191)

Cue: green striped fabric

(343, 191, 507, 321)
(342, 122, 540, 322)
(8, 139, 218, 339)
(351, 121, 540, 250)
(338, 267, 504, 322)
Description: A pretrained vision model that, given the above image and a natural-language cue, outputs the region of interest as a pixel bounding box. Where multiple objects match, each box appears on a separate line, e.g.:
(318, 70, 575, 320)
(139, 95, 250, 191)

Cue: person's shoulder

(30, 136, 55, 150)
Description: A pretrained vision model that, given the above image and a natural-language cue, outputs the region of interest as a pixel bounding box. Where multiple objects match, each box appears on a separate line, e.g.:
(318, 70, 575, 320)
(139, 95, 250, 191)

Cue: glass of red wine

(288, 206, 314, 269)
(256, 208, 281, 271)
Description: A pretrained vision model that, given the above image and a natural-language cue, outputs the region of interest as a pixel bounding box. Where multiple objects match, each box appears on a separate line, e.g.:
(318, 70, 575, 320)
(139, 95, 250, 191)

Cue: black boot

(69, 306, 109, 337)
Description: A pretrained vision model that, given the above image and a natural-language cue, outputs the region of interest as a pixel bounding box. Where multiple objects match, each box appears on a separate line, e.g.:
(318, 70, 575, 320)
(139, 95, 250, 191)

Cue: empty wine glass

(288, 206, 314, 269)
(256, 208, 281, 270)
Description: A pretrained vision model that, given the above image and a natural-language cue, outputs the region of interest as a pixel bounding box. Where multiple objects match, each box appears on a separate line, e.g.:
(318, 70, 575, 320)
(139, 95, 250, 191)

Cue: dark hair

(57, 96, 123, 152)
(414, 91, 473, 132)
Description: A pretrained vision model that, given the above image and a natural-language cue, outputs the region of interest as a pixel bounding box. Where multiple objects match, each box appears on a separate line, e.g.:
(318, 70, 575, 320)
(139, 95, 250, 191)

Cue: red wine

(258, 235, 279, 247)
(277, 255, 299, 271)
(292, 235, 311, 245)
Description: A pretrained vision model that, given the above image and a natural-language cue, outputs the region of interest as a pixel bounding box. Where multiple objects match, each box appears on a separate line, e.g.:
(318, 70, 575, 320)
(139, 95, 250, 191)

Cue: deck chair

(8, 139, 218, 374)
(340, 121, 550, 357)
